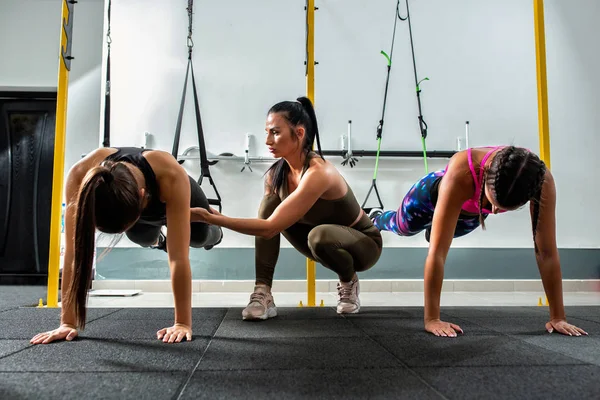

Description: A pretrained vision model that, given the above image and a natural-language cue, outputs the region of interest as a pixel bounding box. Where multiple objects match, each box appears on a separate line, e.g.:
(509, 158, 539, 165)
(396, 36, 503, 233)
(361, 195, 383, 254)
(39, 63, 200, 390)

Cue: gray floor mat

(1, 304, 598, 399)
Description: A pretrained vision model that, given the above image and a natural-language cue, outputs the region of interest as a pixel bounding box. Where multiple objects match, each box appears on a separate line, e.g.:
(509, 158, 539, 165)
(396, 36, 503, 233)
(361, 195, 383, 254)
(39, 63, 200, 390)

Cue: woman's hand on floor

(30, 324, 78, 344)
(546, 319, 588, 336)
(157, 323, 192, 343)
(425, 319, 464, 337)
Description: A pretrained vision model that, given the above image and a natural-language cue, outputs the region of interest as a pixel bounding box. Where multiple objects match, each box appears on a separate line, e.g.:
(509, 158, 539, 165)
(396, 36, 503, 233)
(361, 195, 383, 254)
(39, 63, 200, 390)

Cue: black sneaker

(368, 208, 383, 222)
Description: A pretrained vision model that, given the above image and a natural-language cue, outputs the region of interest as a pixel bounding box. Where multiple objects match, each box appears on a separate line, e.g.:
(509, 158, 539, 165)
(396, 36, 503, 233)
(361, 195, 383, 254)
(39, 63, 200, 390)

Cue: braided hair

(478, 146, 546, 253)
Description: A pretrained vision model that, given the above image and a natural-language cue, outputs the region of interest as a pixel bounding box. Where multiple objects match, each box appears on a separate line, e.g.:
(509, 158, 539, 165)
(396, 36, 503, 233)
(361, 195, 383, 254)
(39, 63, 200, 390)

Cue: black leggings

(125, 176, 222, 248)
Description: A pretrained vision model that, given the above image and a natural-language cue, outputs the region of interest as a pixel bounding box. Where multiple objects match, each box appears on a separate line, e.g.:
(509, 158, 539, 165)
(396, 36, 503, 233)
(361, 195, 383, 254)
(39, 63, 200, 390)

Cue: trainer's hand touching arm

(191, 167, 330, 239)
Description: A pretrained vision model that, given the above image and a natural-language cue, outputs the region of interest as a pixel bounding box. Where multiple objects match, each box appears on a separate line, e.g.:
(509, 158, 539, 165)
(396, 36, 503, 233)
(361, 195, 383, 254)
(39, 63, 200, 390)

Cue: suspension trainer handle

(172, 0, 223, 213)
(199, 174, 223, 213)
(361, 179, 384, 213)
(416, 77, 429, 139)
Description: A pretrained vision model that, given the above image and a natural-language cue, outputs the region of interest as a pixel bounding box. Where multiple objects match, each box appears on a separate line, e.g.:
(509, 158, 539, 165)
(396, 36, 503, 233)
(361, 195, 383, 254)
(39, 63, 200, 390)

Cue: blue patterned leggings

(371, 170, 486, 240)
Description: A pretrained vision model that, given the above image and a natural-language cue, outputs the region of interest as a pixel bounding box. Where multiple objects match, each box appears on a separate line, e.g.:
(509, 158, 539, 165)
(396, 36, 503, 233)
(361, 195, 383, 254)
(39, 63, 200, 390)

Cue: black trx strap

(172, 0, 222, 212)
(361, 0, 403, 213)
(399, 0, 429, 173)
(103, 0, 111, 147)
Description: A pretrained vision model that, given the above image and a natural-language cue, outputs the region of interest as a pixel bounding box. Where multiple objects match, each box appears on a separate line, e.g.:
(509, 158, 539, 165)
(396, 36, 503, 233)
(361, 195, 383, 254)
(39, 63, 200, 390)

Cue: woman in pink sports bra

(369, 145, 588, 338)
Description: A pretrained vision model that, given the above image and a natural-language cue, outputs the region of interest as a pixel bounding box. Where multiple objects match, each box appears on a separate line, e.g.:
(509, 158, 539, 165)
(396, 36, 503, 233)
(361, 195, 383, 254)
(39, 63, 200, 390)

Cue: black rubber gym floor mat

(0, 303, 599, 399)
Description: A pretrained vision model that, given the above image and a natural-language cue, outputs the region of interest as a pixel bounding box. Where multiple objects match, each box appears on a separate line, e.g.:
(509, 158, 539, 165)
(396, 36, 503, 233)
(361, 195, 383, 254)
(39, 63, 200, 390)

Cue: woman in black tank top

(190, 97, 383, 321)
(30, 146, 222, 347)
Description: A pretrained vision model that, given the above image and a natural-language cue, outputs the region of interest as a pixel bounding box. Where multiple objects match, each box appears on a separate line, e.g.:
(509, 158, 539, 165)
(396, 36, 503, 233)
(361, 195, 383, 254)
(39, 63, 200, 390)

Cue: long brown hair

(66, 161, 143, 328)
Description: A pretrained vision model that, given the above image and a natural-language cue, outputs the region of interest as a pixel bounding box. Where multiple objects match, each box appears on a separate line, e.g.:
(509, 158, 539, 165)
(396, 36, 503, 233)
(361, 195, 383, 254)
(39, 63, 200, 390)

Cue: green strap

(416, 77, 429, 92)
(373, 137, 382, 180)
(380, 50, 392, 67)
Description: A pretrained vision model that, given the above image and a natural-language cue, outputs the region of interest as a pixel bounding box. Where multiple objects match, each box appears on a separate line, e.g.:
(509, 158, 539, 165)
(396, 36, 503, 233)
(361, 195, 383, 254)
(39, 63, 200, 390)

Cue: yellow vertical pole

(47, 0, 75, 308)
(306, 0, 316, 307)
(533, 0, 551, 170)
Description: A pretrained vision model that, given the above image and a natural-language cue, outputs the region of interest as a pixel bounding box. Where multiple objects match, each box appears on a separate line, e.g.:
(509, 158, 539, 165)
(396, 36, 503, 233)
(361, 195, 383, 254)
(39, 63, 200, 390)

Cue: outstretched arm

(158, 159, 194, 342)
(193, 168, 330, 239)
(532, 171, 587, 336)
(424, 169, 470, 337)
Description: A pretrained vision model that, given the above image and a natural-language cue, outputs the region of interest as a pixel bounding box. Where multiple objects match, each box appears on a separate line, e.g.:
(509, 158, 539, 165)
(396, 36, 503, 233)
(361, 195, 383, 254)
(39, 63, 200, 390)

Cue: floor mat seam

(0, 345, 35, 361)
(0, 362, 590, 374)
(172, 309, 228, 400)
(86, 309, 127, 324)
(340, 314, 449, 400)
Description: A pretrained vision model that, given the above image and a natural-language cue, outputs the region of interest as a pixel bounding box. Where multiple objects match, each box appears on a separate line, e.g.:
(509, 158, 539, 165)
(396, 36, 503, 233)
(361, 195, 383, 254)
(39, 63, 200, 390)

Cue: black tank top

(104, 147, 166, 225)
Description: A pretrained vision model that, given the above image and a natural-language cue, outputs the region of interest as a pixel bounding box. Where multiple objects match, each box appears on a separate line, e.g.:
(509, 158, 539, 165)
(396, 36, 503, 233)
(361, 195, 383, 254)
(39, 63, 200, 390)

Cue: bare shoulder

(144, 150, 188, 201)
(143, 148, 178, 164)
(68, 147, 115, 180)
(543, 167, 555, 185)
(144, 149, 185, 179)
(442, 151, 468, 180)
(308, 155, 338, 179)
(304, 155, 346, 198)
(438, 150, 474, 196)
(541, 167, 556, 196)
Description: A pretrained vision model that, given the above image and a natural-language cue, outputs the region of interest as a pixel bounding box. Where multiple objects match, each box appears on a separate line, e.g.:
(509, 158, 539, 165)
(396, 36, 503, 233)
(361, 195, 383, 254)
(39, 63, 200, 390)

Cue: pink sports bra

(459, 146, 507, 215)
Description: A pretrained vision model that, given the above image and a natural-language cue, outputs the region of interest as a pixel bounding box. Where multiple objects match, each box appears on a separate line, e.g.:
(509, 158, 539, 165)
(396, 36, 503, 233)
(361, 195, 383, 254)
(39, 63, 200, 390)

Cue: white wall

(102, 0, 572, 250)
(0, 0, 105, 179)
(0, 1, 61, 88)
(545, 0, 600, 248)
(315, 0, 541, 250)
(6, 0, 591, 250)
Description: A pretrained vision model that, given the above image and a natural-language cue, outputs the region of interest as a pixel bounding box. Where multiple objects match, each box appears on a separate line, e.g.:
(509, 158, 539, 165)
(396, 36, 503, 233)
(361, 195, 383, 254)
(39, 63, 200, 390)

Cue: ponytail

(296, 96, 323, 159)
(67, 167, 109, 329)
(265, 96, 324, 195)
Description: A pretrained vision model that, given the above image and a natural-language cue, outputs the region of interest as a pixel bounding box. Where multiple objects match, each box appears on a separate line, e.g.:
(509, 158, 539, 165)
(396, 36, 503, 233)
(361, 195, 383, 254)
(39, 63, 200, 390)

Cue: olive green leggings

(255, 194, 383, 287)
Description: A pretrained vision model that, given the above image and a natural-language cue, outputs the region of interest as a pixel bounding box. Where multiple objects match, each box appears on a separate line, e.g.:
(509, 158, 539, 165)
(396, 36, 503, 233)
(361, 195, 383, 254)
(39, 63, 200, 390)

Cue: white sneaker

(336, 277, 360, 314)
(242, 285, 278, 321)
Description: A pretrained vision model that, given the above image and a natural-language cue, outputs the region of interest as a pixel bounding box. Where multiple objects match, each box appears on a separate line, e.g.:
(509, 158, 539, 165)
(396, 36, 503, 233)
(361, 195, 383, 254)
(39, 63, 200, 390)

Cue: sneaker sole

(336, 306, 360, 314)
(242, 306, 278, 321)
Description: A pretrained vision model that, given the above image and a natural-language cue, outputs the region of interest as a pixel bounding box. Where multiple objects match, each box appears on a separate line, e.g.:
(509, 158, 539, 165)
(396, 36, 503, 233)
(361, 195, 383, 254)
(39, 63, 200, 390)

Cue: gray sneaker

(336, 277, 360, 314)
(242, 285, 278, 321)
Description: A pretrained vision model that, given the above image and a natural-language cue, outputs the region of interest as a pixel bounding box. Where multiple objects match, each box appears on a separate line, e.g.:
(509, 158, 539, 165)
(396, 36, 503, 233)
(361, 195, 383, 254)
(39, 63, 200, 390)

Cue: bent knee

(189, 223, 221, 248)
(126, 232, 159, 248)
(307, 225, 337, 255)
(258, 195, 281, 219)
